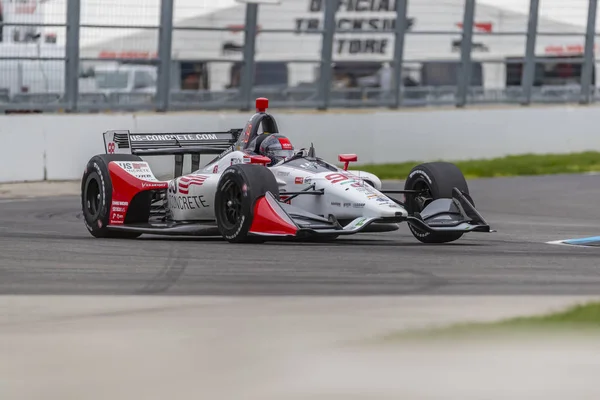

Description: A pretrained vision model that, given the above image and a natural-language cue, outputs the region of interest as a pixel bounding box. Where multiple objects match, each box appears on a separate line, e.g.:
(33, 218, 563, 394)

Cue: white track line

(546, 239, 600, 248)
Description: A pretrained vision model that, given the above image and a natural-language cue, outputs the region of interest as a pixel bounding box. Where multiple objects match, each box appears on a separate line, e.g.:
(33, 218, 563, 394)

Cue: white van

(82, 64, 158, 95)
(0, 43, 65, 97)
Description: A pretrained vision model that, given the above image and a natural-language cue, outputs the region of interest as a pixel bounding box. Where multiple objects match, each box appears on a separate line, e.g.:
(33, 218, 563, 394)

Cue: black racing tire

(404, 162, 473, 244)
(81, 154, 145, 239)
(214, 163, 280, 243)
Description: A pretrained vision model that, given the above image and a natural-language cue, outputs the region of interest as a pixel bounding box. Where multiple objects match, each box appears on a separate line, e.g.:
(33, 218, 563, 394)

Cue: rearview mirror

(338, 154, 358, 171)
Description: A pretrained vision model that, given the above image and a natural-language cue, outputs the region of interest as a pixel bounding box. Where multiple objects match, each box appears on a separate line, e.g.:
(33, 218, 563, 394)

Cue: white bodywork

(155, 149, 406, 223)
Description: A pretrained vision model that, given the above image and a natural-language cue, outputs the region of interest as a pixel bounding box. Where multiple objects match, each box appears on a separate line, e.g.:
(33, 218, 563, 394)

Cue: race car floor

(2, 174, 600, 399)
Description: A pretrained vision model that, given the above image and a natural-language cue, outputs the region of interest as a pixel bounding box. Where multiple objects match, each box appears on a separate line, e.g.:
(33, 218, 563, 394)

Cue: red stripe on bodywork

(249, 195, 298, 236)
(178, 176, 208, 194)
(108, 162, 169, 225)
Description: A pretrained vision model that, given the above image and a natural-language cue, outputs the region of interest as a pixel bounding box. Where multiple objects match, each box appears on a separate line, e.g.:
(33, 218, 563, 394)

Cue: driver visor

(268, 149, 294, 160)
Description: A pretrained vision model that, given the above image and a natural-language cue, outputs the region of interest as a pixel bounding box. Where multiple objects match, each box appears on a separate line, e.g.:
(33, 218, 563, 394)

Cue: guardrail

(0, 85, 596, 113)
(1, 104, 600, 184)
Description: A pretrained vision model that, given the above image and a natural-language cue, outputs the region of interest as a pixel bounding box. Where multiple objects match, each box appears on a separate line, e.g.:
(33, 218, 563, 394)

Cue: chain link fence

(0, 0, 597, 113)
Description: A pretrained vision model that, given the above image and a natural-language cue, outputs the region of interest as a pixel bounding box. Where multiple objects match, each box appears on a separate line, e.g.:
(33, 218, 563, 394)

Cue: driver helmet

(258, 134, 294, 166)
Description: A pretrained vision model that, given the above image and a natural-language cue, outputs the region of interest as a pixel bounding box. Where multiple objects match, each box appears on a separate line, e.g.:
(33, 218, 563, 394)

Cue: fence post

(521, 0, 540, 105)
(156, 0, 174, 112)
(456, 0, 475, 108)
(64, 0, 80, 113)
(580, 0, 598, 104)
(317, 0, 337, 111)
(240, 3, 259, 111)
(392, 0, 408, 109)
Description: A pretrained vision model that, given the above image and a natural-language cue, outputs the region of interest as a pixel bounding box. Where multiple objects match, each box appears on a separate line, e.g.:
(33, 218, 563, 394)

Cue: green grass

(377, 301, 600, 343)
(355, 151, 600, 180)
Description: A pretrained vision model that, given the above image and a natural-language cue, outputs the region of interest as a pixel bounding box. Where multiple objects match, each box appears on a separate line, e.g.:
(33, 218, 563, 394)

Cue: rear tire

(214, 164, 279, 243)
(404, 162, 472, 244)
(81, 154, 144, 239)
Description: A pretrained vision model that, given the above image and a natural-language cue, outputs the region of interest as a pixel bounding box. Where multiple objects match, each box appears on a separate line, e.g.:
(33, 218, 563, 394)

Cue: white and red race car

(81, 98, 492, 243)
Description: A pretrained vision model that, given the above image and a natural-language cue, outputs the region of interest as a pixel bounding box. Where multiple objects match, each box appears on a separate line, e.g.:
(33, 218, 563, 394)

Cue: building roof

(78, 0, 590, 62)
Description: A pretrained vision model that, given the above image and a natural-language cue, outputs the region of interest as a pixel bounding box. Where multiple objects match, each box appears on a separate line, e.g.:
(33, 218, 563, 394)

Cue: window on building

(505, 55, 594, 86)
(227, 61, 288, 88)
(420, 61, 483, 87)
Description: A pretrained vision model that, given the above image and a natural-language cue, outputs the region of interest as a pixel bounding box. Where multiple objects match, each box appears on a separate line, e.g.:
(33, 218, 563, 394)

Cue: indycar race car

(81, 97, 493, 244)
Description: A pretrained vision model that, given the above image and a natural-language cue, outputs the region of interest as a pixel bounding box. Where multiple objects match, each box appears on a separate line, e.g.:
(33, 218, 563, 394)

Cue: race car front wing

(247, 188, 493, 239)
(105, 187, 492, 240)
(404, 188, 494, 234)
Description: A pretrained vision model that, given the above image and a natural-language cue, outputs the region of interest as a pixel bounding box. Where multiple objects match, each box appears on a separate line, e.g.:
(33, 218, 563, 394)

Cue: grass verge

(377, 301, 600, 343)
(356, 151, 600, 180)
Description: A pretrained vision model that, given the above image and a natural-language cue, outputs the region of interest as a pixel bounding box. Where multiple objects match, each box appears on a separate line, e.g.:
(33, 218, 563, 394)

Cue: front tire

(81, 154, 144, 239)
(214, 164, 279, 243)
(404, 162, 472, 244)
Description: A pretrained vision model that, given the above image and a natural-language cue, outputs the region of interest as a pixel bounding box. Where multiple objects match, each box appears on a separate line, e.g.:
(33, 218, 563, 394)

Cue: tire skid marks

(137, 247, 189, 294)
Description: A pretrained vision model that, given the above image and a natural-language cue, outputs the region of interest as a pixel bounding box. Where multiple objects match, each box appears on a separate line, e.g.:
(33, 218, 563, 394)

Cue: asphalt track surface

(2, 174, 600, 296)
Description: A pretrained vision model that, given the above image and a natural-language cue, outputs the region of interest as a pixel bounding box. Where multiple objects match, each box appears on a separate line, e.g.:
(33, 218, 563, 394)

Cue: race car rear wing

(103, 128, 243, 176)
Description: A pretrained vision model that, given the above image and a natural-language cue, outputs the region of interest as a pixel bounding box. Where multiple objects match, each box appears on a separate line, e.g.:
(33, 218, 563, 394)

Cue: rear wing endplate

(103, 129, 243, 176)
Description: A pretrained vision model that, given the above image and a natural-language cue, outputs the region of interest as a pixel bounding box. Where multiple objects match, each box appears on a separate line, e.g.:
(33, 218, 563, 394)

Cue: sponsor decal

(243, 156, 251, 164)
(353, 203, 365, 208)
(279, 137, 293, 150)
(325, 173, 349, 184)
(168, 194, 209, 210)
(219, 146, 234, 158)
(178, 175, 208, 194)
(231, 158, 242, 165)
(142, 182, 166, 189)
(331, 202, 341, 207)
(93, 162, 106, 215)
(213, 165, 219, 173)
(408, 169, 432, 184)
(281, 195, 292, 205)
(295, 177, 304, 184)
(117, 161, 151, 171)
(111, 212, 125, 221)
(304, 177, 312, 184)
(225, 215, 245, 240)
(325, 172, 364, 187)
(343, 202, 351, 207)
(168, 180, 177, 194)
(130, 133, 219, 142)
(276, 171, 290, 177)
(110, 198, 127, 222)
(347, 217, 368, 230)
(115, 161, 157, 180)
(107, 142, 115, 154)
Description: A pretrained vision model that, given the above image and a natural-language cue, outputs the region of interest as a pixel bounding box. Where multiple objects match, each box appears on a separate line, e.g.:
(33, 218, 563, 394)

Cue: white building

(5, 0, 598, 92)
(70, 0, 595, 91)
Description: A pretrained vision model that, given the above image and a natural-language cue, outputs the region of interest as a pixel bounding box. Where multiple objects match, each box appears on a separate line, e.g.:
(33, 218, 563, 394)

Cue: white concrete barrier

(1, 104, 600, 183)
